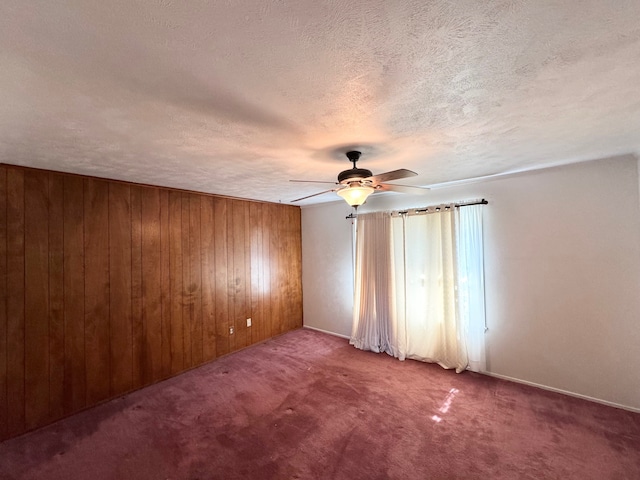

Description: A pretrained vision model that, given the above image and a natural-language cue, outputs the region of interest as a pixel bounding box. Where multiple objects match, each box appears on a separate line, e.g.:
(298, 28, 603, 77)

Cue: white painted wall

(301, 200, 356, 338)
(301, 155, 640, 410)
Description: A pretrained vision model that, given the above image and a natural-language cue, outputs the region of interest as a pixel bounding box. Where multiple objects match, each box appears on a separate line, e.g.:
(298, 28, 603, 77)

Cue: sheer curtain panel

(350, 204, 486, 373)
(394, 209, 468, 372)
(455, 204, 486, 372)
(350, 211, 397, 354)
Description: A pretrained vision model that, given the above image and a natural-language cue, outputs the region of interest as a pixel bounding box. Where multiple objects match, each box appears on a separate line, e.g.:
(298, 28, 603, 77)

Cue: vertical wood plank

(285, 207, 298, 332)
(63, 175, 85, 414)
(284, 207, 294, 332)
(270, 203, 279, 337)
(286, 207, 300, 331)
(264, 203, 274, 338)
(270, 205, 283, 336)
(284, 208, 293, 333)
(189, 195, 203, 365)
(213, 198, 229, 357)
(284, 207, 292, 331)
(200, 197, 216, 362)
(249, 203, 263, 344)
(235, 201, 248, 349)
(0, 166, 8, 439)
(272, 205, 281, 337)
(141, 187, 162, 385)
(159, 190, 171, 378)
(257, 202, 267, 344)
(48, 173, 65, 420)
(261, 203, 272, 344)
(24, 170, 50, 429)
(84, 179, 110, 405)
(181, 194, 192, 368)
(243, 202, 252, 345)
(226, 201, 237, 353)
(292, 207, 303, 329)
(168, 192, 183, 374)
(281, 208, 291, 333)
(6, 168, 25, 436)
(108, 182, 132, 395)
(294, 207, 303, 329)
(130, 186, 143, 389)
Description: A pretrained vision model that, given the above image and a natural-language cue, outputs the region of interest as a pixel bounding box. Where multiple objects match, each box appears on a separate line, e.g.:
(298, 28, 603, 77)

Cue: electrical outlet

(246, 318, 252, 327)
(229, 326, 234, 335)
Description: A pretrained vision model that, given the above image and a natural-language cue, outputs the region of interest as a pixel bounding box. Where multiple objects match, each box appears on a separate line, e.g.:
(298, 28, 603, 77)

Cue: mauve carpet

(1, 328, 639, 480)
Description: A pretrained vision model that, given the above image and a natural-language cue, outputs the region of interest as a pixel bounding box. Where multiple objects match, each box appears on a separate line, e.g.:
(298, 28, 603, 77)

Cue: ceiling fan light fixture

(337, 184, 374, 206)
(289, 150, 422, 204)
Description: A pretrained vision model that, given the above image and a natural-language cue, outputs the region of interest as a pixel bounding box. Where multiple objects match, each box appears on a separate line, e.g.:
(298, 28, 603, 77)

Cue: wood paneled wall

(0, 164, 303, 440)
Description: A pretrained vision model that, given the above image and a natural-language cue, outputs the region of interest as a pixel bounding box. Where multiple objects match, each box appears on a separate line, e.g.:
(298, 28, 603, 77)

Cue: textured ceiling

(1, 1, 640, 204)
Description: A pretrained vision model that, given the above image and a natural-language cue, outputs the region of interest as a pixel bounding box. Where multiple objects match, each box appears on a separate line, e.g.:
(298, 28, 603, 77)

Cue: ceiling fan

(290, 151, 429, 206)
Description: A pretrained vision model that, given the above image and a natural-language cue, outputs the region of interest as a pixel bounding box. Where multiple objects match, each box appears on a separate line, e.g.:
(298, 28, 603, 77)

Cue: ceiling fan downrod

(338, 151, 373, 184)
(346, 150, 361, 169)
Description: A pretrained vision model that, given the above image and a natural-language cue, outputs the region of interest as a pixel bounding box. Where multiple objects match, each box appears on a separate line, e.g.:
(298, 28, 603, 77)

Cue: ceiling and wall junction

(1, 1, 639, 204)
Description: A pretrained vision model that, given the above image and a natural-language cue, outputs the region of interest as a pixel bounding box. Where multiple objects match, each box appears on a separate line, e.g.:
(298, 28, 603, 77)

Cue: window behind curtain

(350, 204, 486, 373)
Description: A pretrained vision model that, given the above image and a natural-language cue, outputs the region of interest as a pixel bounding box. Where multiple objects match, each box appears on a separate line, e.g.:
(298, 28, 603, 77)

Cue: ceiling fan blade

(366, 169, 417, 184)
(290, 188, 340, 202)
(378, 183, 430, 195)
(289, 180, 338, 185)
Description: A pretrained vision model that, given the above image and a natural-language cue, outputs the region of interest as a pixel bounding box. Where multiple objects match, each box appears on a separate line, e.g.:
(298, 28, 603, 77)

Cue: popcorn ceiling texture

(0, 1, 639, 204)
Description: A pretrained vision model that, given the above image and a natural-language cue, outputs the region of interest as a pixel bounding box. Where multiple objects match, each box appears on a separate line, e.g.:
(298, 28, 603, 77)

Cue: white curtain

(455, 205, 486, 372)
(350, 204, 486, 373)
(350, 211, 397, 354)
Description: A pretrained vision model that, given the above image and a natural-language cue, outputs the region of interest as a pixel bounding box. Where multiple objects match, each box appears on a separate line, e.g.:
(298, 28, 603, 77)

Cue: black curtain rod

(398, 198, 488, 215)
(345, 198, 488, 219)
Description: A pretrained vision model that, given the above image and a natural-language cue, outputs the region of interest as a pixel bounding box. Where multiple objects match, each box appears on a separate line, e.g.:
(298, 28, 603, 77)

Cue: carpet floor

(1, 328, 639, 480)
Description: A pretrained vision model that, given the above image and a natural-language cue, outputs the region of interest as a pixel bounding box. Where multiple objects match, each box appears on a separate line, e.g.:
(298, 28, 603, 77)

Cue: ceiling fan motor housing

(338, 167, 373, 184)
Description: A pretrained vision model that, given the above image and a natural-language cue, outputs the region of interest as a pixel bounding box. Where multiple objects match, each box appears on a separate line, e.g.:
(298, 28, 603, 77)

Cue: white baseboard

(481, 371, 640, 413)
(303, 325, 350, 340)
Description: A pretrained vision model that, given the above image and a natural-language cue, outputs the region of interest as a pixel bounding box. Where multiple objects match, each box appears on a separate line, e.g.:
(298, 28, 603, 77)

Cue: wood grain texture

(293, 207, 304, 330)
(63, 175, 85, 414)
(260, 203, 272, 343)
(0, 164, 302, 441)
(200, 197, 216, 362)
(188, 195, 203, 365)
(286, 206, 303, 332)
(226, 201, 237, 353)
(181, 194, 192, 368)
(243, 202, 252, 346)
(141, 187, 162, 385)
(131, 187, 144, 389)
(109, 182, 133, 395)
(214, 198, 230, 357)
(84, 179, 111, 405)
(249, 203, 263, 344)
(268, 203, 283, 338)
(48, 173, 65, 421)
(231, 200, 248, 350)
(24, 170, 50, 429)
(6, 167, 25, 435)
(142, 188, 162, 384)
(168, 192, 184, 374)
(0, 166, 8, 438)
(159, 190, 171, 378)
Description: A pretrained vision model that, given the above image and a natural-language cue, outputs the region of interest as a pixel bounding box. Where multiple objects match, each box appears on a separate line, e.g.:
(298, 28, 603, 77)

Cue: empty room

(1, 1, 639, 479)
